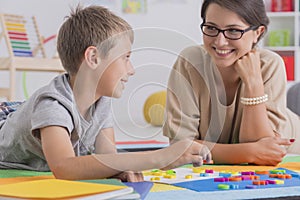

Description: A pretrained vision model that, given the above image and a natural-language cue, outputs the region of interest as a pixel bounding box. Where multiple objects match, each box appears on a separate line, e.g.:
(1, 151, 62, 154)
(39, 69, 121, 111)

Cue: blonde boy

(0, 6, 211, 181)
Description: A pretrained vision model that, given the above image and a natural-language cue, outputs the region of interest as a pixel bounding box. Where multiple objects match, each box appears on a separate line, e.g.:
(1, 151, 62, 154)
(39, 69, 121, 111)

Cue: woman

(163, 0, 299, 166)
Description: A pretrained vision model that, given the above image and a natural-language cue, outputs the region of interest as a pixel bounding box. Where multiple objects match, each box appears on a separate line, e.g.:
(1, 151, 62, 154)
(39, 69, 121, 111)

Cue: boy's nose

(128, 63, 135, 76)
(128, 69, 135, 76)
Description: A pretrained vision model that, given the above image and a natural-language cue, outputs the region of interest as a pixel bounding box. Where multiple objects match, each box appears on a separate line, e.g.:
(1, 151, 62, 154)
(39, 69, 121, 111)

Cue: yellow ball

(143, 90, 167, 126)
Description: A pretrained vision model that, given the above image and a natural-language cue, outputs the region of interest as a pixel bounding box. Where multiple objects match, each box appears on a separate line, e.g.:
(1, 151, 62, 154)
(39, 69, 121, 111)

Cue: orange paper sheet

(0, 179, 126, 199)
(0, 175, 54, 185)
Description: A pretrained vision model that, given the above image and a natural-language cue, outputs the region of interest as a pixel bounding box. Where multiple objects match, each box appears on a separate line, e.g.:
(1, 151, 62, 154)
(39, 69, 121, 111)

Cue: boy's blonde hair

(57, 5, 133, 75)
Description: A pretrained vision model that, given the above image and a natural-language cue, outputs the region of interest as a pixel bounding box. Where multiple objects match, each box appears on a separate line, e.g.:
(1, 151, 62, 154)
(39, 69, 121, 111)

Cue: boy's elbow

(50, 161, 76, 180)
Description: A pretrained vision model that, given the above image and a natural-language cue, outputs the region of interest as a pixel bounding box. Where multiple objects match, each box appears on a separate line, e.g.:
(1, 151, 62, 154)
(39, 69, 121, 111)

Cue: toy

(144, 167, 300, 192)
(144, 168, 220, 184)
(143, 90, 166, 126)
(0, 13, 64, 100)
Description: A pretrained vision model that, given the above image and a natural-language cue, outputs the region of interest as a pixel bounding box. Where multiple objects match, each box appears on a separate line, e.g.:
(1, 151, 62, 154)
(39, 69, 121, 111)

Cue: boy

(0, 5, 211, 181)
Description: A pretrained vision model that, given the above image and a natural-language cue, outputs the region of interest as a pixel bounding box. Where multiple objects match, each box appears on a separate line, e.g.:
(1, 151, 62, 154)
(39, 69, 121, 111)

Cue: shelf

(264, 46, 298, 51)
(264, 0, 298, 83)
(267, 12, 296, 17)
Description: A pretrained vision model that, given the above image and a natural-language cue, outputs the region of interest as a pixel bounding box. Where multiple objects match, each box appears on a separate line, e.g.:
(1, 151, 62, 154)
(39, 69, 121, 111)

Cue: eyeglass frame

(200, 23, 259, 40)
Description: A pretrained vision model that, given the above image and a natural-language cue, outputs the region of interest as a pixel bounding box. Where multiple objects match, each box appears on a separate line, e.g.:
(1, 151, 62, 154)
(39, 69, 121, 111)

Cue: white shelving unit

(263, 0, 299, 84)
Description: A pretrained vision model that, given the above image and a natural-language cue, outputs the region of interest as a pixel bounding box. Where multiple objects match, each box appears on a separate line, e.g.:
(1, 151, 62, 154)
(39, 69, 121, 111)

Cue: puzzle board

(144, 167, 300, 192)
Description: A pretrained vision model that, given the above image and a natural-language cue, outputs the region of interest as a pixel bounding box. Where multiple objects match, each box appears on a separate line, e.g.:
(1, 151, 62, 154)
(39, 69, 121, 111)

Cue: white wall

(0, 0, 204, 141)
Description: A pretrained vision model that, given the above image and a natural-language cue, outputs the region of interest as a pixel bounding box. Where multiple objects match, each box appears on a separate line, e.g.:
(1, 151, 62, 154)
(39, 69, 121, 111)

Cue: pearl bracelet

(240, 94, 268, 105)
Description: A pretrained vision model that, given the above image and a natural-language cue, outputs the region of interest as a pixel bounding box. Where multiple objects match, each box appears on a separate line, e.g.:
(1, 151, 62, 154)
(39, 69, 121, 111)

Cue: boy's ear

(85, 46, 101, 69)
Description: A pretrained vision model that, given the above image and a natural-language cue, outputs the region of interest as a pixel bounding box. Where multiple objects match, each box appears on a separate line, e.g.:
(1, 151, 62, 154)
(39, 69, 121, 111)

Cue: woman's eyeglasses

(200, 23, 259, 40)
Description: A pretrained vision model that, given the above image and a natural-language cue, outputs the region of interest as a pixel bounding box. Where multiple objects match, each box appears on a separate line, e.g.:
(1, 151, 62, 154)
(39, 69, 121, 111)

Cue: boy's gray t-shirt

(0, 74, 113, 171)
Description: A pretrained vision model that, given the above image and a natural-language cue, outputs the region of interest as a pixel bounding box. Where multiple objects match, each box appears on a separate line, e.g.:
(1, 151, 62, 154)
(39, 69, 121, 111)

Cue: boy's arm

(41, 126, 137, 180)
(94, 128, 117, 154)
(198, 136, 292, 166)
(94, 128, 144, 182)
(40, 126, 210, 180)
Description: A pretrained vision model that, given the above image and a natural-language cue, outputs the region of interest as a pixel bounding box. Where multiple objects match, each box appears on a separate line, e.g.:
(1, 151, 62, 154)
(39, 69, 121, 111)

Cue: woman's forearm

(239, 104, 274, 143)
(199, 140, 254, 164)
(239, 81, 274, 142)
(198, 136, 290, 166)
(235, 60, 274, 142)
(209, 142, 255, 164)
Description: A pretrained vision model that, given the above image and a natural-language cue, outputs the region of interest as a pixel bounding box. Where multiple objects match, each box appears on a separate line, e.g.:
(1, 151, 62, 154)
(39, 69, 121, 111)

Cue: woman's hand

(249, 136, 293, 166)
(161, 139, 212, 170)
(234, 50, 263, 88)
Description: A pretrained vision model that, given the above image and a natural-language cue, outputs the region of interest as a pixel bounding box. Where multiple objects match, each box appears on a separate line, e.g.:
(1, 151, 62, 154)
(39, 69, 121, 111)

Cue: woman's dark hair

(201, 0, 269, 42)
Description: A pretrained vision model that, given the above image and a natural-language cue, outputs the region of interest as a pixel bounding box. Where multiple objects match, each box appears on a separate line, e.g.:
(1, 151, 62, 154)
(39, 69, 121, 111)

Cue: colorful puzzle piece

(144, 167, 220, 184)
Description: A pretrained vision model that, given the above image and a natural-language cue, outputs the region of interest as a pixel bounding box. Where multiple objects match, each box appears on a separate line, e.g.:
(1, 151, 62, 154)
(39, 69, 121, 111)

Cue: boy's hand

(111, 171, 144, 182)
(162, 139, 212, 170)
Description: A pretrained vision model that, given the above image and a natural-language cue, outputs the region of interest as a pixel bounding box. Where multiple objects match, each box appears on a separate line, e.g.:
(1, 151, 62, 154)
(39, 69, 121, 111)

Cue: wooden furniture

(0, 13, 64, 100)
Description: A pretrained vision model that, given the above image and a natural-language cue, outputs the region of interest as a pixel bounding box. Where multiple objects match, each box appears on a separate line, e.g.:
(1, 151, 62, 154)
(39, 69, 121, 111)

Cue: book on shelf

(282, 54, 295, 81)
(271, 0, 293, 12)
(268, 30, 291, 47)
